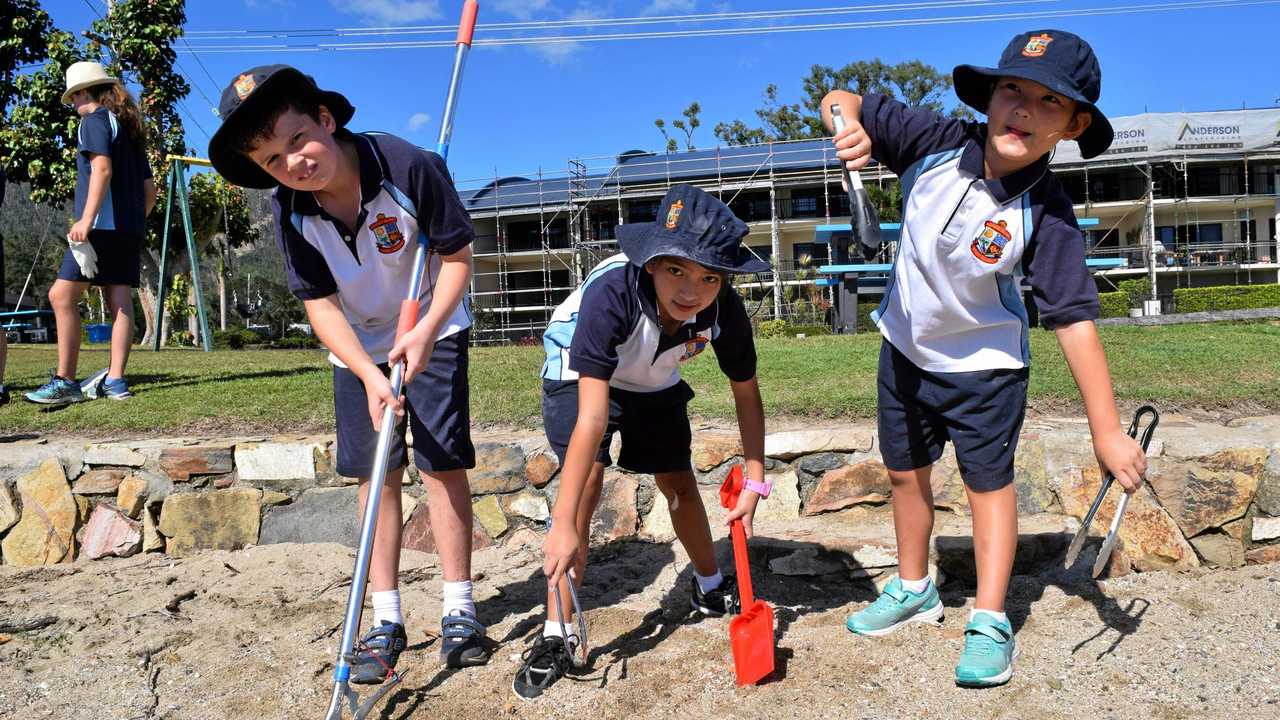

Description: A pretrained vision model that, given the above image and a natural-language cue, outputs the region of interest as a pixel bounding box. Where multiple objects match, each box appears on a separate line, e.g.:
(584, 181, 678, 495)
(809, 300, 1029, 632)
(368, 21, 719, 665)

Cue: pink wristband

(743, 477, 772, 499)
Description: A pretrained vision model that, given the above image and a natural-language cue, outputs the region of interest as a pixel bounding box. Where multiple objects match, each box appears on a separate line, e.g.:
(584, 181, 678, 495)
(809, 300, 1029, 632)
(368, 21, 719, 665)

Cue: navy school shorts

(333, 329, 475, 477)
(542, 378, 695, 475)
(876, 340, 1028, 492)
(57, 230, 142, 288)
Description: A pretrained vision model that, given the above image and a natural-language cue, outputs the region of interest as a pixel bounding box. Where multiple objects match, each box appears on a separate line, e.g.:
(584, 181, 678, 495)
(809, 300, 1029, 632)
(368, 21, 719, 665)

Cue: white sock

(442, 580, 475, 618)
(695, 570, 725, 594)
(970, 608, 1008, 625)
(372, 590, 403, 626)
(898, 575, 930, 593)
(543, 619, 579, 643)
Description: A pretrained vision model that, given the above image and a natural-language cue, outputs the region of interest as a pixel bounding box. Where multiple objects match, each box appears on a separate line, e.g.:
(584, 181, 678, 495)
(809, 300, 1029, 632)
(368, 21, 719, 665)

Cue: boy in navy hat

(821, 31, 1148, 687)
(513, 184, 771, 699)
(208, 66, 489, 681)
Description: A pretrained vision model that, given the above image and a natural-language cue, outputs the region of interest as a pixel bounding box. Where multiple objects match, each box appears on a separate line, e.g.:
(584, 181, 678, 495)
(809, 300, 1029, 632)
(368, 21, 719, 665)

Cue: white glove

(68, 235, 98, 279)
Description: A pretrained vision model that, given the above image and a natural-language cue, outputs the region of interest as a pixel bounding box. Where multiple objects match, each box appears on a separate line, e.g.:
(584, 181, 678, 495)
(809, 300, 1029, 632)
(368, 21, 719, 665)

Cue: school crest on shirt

(971, 220, 1011, 265)
(369, 213, 406, 254)
(679, 335, 709, 362)
(665, 200, 684, 229)
(234, 73, 257, 100)
(1022, 33, 1053, 57)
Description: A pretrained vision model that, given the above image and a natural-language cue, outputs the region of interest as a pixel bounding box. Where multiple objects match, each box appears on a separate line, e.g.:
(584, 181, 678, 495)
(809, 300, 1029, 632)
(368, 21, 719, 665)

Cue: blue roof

(458, 139, 847, 212)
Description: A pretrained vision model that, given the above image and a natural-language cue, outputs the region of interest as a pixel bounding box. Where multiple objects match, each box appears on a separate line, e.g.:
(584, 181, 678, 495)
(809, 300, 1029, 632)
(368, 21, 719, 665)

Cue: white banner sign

(1052, 108, 1280, 164)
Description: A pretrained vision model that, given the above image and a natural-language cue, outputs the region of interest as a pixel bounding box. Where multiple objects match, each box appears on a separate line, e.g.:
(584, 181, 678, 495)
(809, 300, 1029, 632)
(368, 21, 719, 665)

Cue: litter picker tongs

(1064, 405, 1160, 578)
(552, 568, 589, 668)
(324, 3, 478, 719)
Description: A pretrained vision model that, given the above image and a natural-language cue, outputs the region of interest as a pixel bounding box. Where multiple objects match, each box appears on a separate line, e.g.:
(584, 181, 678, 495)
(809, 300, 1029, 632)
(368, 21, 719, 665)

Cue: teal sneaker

(846, 576, 943, 637)
(954, 612, 1019, 688)
(25, 375, 85, 406)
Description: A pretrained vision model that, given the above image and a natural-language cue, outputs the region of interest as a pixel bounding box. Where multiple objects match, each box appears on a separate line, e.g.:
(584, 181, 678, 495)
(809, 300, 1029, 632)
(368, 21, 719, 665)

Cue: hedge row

(1173, 284, 1280, 313)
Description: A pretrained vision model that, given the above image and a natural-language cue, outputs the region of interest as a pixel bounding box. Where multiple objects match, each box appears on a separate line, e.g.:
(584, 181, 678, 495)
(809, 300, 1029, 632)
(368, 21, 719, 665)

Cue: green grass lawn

(1, 321, 1277, 436)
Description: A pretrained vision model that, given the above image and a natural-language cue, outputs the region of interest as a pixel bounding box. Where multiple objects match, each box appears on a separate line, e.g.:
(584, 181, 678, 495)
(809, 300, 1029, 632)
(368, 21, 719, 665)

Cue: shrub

(168, 330, 195, 347)
(756, 319, 788, 338)
(1173, 285, 1280, 313)
(1116, 279, 1152, 308)
(271, 330, 322, 349)
(212, 328, 263, 350)
(1099, 291, 1129, 318)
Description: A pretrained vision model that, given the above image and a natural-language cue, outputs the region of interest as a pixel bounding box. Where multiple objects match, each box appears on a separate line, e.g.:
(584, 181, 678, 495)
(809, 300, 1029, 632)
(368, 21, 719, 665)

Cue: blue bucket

(86, 323, 112, 343)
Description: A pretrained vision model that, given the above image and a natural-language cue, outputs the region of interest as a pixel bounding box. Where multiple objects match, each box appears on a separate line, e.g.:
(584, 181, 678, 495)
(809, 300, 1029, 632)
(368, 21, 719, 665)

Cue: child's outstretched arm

(388, 244, 473, 382)
(725, 375, 766, 538)
(304, 295, 402, 432)
(70, 154, 111, 243)
(819, 90, 872, 173)
(543, 376, 610, 586)
(1054, 320, 1148, 492)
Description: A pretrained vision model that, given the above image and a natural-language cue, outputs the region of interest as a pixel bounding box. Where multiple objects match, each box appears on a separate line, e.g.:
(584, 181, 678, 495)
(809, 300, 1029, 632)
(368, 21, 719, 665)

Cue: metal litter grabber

(829, 103, 882, 260)
(324, 3, 478, 718)
(718, 465, 775, 686)
(1064, 405, 1160, 579)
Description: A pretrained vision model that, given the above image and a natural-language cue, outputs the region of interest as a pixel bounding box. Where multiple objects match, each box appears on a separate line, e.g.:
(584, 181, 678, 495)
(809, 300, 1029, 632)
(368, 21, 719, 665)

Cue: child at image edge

(823, 29, 1148, 687)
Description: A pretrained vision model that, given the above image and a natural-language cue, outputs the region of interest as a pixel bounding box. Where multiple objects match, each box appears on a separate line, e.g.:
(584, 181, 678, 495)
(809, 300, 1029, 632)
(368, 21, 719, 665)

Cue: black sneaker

(0, 384, 9, 406)
(690, 575, 740, 617)
(350, 621, 407, 685)
(512, 634, 578, 700)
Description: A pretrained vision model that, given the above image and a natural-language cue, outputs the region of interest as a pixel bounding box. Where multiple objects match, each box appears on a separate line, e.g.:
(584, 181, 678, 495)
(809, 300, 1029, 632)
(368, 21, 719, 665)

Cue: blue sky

(45, 0, 1280, 186)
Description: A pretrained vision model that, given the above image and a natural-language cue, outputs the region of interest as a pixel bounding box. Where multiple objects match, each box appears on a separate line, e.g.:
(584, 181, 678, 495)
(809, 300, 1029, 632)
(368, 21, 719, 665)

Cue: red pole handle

(730, 519, 755, 608)
(395, 298, 420, 342)
(456, 0, 479, 46)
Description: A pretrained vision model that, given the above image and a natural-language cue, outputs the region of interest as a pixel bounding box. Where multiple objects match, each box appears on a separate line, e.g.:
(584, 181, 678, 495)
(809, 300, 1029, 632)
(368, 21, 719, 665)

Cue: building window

(790, 192, 820, 218)
(792, 242, 830, 267)
(628, 200, 660, 223)
(1191, 223, 1223, 246)
(506, 218, 567, 251)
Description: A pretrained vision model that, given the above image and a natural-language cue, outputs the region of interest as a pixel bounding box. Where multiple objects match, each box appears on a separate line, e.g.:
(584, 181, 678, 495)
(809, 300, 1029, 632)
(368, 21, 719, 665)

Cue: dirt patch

(3, 536, 1278, 720)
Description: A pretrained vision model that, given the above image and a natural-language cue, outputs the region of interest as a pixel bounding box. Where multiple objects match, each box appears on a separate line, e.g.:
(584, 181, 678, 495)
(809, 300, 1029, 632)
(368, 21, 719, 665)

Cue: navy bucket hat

(617, 184, 768, 274)
(208, 65, 355, 189)
(953, 29, 1113, 159)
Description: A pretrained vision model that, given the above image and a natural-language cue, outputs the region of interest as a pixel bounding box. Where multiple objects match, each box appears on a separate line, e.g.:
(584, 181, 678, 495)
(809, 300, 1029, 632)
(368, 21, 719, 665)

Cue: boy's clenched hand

(1094, 428, 1148, 493)
(359, 367, 404, 432)
(543, 522, 579, 587)
(820, 89, 872, 173)
(389, 325, 435, 384)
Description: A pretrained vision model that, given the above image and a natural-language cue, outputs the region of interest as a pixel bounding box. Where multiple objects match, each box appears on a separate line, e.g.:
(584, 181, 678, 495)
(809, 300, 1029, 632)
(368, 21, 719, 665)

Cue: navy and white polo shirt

(541, 254, 757, 392)
(75, 107, 153, 238)
(271, 130, 473, 366)
(861, 93, 1099, 373)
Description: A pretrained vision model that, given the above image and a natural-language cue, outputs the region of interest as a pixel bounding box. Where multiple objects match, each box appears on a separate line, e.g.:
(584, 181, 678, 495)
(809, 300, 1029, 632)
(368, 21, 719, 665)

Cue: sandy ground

(2, 517, 1279, 720)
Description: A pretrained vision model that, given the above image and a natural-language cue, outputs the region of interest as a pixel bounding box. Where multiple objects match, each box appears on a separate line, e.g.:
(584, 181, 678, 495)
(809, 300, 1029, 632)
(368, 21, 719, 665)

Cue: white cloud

(492, 0, 552, 21)
(643, 0, 696, 14)
(332, 0, 443, 25)
(407, 112, 432, 131)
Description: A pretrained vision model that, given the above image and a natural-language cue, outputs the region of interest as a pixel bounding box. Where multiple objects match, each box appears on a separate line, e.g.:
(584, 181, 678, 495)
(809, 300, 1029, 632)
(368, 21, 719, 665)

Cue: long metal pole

(152, 165, 177, 351)
(325, 3, 478, 719)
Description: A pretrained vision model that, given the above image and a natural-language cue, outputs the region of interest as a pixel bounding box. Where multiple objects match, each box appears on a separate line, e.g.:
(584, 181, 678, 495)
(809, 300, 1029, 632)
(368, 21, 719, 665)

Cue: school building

(455, 106, 1280, 343)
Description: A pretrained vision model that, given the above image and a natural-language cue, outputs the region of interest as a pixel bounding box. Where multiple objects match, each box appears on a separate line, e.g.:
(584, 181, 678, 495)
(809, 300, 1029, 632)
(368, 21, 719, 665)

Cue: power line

(180, 37, 224, 94)
(178, 0, 1279, 53)
(182, 0, 1030, 39)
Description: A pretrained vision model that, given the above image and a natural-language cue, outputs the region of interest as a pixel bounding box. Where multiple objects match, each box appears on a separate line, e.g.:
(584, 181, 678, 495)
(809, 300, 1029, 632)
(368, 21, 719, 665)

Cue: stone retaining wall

(2, 414, 1277, 576)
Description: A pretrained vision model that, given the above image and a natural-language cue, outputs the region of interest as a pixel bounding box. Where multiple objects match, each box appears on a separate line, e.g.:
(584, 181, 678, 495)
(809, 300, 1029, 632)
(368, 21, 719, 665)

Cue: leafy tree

(654, 102, 702, 152)
(714, 59, 972, 146)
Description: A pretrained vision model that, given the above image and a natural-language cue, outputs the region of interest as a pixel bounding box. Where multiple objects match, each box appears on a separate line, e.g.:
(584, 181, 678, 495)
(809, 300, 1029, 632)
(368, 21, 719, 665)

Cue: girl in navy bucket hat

(820, 30, 1147, 689)
(514, 184, 771, 699)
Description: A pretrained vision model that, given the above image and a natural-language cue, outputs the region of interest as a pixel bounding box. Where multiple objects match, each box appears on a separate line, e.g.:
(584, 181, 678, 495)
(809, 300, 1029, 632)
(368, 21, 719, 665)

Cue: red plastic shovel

(719, 465, 776, 686)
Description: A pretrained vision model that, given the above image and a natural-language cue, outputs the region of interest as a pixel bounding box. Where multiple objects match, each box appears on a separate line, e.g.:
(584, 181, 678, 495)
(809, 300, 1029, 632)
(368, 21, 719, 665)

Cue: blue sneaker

(100, 376, 133, 400)
(25, 375, 85, 406)
(955, 612, 1019, 688)
(846, 576, 944, 637)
